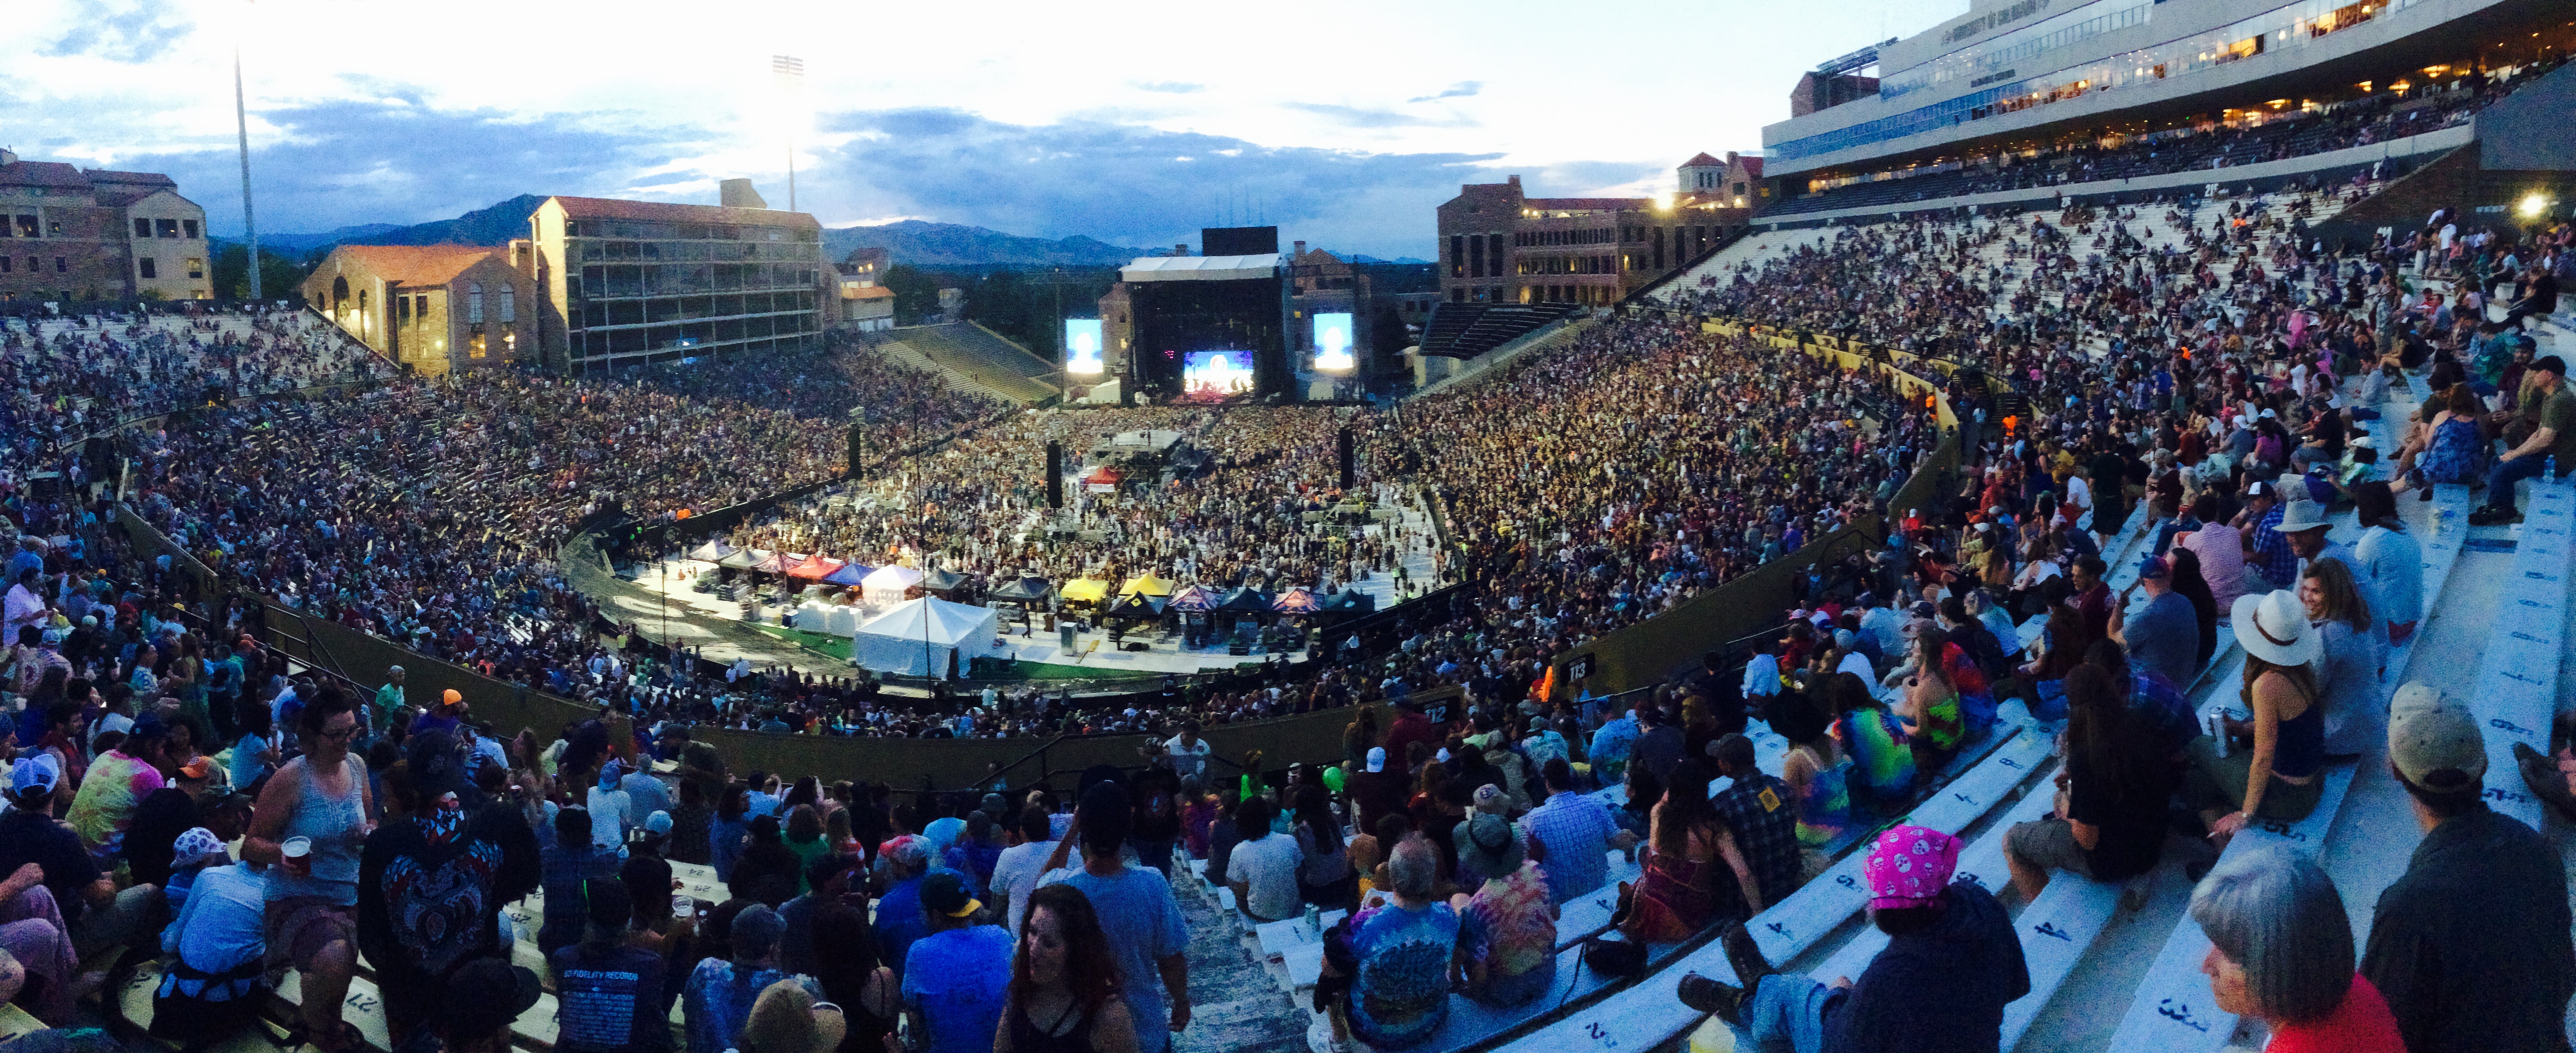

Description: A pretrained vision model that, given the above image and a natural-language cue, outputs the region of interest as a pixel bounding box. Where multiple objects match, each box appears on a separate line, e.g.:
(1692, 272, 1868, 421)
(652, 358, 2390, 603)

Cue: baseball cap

(731, 904, 786, 955)
(2137, 554, 2171, 581)
(2389, 683, 2485, 791)
(177, 756, 215, 781)
(2243, 480, 2271, 499)
(1366, 747, 1387, 774)
(13, 753, 63, 796)
(919, 871, 982, 918)
(441, 959, 542, 1040)
(1862, 825, 1960, 910)
(1471, 784, 1507, 813)
(644, 810, 674, 835)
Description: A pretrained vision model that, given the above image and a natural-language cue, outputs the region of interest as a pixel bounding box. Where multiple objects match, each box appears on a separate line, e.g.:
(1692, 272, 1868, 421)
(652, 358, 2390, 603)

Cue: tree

(210, 242, 313, 304)
(882, 264, 941, 325)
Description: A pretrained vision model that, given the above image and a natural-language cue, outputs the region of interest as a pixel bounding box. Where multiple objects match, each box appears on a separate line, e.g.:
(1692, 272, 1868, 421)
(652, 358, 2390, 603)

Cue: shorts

(264, 897, 356, 978)
(2004, 818, 2096, 880)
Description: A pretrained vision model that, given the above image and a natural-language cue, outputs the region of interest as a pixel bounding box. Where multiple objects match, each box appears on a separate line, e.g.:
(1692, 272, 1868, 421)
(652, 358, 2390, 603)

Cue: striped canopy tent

(750, 552, 795, 574)
(786, 555, 845, 580)
(1166, 585, 1216, 612)
(1059, 578, 1111, 605)
(719, 548, 769, 570)
(1271, 587, 1323, 614)
(685, 540, 735, 562)
(1119, 573, 1176, 597)
(822, 562, 872, 587)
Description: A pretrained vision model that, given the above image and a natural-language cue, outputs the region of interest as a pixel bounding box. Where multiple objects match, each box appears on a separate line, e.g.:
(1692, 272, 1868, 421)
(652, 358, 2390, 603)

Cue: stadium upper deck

(1759, 0, 2571, 205)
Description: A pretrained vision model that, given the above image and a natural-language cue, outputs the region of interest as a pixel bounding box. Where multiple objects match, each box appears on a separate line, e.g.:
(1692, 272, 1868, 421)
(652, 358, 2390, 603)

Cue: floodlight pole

(233, 43, 260, 302)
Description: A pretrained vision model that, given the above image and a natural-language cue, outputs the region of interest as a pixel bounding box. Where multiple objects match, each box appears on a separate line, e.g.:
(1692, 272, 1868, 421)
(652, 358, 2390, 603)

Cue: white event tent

(851, 597, 1005, 677)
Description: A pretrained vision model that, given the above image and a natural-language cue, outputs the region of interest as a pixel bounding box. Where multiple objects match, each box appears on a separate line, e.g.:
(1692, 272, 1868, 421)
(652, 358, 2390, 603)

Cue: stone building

(1434, 160, 1753, 307)
(0, 147, 211, 305)
(302, 244, 534, 376)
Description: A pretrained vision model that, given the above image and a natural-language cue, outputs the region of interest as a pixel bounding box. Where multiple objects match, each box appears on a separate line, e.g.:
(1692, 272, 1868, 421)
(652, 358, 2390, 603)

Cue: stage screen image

(1064, 319, 1104, 375)
(1312, 312, 1355, 372)
(1182, 351, 1258, 400)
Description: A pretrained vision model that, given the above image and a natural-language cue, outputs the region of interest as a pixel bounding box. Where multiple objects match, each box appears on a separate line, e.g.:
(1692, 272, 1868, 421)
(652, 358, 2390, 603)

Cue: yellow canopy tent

(1060, 578, 1111, 604)
(1119, 573, 1176, 597)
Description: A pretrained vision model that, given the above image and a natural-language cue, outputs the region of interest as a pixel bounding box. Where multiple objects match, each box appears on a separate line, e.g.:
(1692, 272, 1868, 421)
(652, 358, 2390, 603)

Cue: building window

(133, 218, 153, 238)
(498, 283, 515, 322)
(182, 219, 199, 239)
(398, 294, 411, 323)
(1449, 235, 1465, 279)
(0, 257, 9, 273)
(155, 219, 179, 238)
(467, 282, 484, 323)
(1468, 236, 1484, 280)
(1488, 233, 1507, 278)
(470, 327, 487, 359)
(15, 216, 37, 238)
(138, 258, 156, 279)
(186, 257, 203, 279)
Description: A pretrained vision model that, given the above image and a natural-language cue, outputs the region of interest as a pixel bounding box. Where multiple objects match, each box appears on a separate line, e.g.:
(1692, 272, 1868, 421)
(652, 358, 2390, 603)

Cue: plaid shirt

(1520, 791, 1617, 905)
(2248, 504, 2297, 589)
(1711, 772, 1803, 912)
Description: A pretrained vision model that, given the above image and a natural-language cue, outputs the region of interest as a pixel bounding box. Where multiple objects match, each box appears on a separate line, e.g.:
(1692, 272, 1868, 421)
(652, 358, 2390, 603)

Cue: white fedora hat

(2232, 588, 2322, 668)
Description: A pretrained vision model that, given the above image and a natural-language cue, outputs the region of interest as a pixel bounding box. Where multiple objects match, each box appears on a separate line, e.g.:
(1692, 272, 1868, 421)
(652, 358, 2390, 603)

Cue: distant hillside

(240, 195, 547, 257)
(217, 223, 403, 254)
(824, 220, 1145, 268)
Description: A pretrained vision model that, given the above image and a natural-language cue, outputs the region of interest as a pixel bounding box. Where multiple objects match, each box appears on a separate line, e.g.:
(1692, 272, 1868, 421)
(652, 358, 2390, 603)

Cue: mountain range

(235, 195, 1422, 268)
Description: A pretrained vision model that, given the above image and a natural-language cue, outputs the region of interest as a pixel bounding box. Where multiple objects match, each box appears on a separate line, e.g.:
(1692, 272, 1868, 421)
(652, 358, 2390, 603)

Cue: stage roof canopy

(1120, 253, 1279, 283)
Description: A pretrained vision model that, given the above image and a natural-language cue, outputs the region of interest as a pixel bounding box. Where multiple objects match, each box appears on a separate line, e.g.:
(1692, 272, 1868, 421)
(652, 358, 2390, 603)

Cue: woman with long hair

(1900, 627, 1965, 772)
(730, 814, 801, 907)
(2301, 559, 2384, 758)
(1773, 691, 1852, 859)
(1291, 783, 1355, 911)
(2189, 591, 2326, 845)
(782, 805, 830, 895)
(2349, 481, 2422, 645)
(711, 783, 751, 882)
(1342, 705, 1381, 773)
(2003, 665, 2170, 901)
(1823, 672, 1915, 809)
(2166, 546, 2221, 672)
(1620, 758, 1728, 940)
(997, 884, 1139, 1053)
(2408, 384, 2487, 489)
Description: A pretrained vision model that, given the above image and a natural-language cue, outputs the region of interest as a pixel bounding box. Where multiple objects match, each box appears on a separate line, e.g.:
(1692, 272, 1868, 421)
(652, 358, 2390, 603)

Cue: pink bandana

(1862, 825, 1960, 910)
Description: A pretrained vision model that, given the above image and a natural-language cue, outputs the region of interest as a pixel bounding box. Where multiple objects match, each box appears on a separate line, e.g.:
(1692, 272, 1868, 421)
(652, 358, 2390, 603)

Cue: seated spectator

(1710, 736, 1803, 918)
(537, 808, 624, 965)
(2189, 591, 2326, 844)
(685, 904, 805, 1053)
(0, 754, 153, 965)
(740, 978, 850, 1053)
(2110, 555, 2199, 687)
(2003, 666, 2170, 903)
(152, 828, 267, 1043)
(1519, 759, 1638, 906)
(2370, 685, 2576, 1053)
(2301, 560, 2384, 758)
(64, 712, 168, 864)
(404, 959, 542, 1053)
(1772, 691, 1853, 859)
(1621, 758, 1723, 942)
(997, 883, 1142, 1053)
(1292, 784, 1356, 911)
(1225, 797, 1301, 924)
(550, 880, 673, 1053)
(1344, 838, 1460, 1049)
(1682, 826, 2028, 1052)
(2189, 846, 2404, 1051)
(732, 814, 802, 907)
(898, 871, 1008, 1053)
(1450, 814, 1557, 1007)
(1822, 673, 1916, 808)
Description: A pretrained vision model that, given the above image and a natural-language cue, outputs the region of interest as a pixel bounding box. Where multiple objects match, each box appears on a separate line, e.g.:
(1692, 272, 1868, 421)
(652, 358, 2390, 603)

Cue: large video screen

(1064, 319, 1104, 375)
(1312, 312, 1354, 373)
(1182, 351, 1257, 400)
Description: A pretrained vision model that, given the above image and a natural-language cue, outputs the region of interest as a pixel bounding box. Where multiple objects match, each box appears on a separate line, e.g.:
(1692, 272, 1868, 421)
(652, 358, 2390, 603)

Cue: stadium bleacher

(1413, 303, 1584, 359)
(876, 323, 1062, 404)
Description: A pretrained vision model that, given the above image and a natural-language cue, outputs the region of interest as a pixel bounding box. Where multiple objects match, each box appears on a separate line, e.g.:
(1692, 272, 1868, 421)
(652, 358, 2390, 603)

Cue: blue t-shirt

(1347, 900, 1462, 1049)
(683, 961, 808, 1053)
(877, 871, 964, 974)
(1038, 864, 1190, 1053)
(551, 941, 672, 1053)
(901, 925, 1016, 1053)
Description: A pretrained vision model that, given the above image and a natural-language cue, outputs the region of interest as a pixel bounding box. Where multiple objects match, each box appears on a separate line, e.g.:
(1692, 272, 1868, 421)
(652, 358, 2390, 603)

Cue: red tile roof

(1737, 157, 1764, 180)
(1524, 198, 1652, 211)
(1680, 152, 1725, 168)
(85, 169, 177, 188)
(545, 195, 818, 229)
(0, 161, 93, 190)
(323, 245, 501, 287)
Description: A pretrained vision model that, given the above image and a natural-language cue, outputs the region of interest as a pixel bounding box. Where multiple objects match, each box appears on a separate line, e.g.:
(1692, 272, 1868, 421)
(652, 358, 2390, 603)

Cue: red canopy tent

(787, 555, 845, 580)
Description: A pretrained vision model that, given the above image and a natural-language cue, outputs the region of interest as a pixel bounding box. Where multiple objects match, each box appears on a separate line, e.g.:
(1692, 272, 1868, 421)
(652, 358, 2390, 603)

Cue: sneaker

(2470, 507, 2524, 526)
(1677, 972, 1747, 1026)
(1721, 922, 1776, 989)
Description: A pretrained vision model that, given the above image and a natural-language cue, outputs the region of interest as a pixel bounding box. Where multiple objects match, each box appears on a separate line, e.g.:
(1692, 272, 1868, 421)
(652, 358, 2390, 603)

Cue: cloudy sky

(8, 0, 1966, 258)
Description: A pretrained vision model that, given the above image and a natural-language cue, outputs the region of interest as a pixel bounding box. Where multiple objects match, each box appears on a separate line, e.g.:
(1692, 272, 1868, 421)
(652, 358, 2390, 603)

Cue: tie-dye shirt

(67, 749, 166, 859)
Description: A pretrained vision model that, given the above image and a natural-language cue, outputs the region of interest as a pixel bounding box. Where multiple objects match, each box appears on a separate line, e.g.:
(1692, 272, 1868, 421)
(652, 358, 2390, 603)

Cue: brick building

(0, 147, 211, 305)
(302, 244, 534, 376)
(1434, 160, 1753, 307)
(835, 246, 894, 332)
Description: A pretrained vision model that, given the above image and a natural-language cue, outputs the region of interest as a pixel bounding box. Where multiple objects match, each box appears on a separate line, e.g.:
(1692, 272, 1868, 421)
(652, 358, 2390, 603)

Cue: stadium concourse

(0, 185, 2574, 1053)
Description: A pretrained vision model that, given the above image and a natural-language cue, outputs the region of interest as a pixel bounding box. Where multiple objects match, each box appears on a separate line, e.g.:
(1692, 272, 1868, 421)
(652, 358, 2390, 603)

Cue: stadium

(1, 0, 2574, 1052)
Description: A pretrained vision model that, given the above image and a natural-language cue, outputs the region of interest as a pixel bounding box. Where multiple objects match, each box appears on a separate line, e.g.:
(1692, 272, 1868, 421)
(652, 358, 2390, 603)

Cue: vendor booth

(851, 597, 1007, 678)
